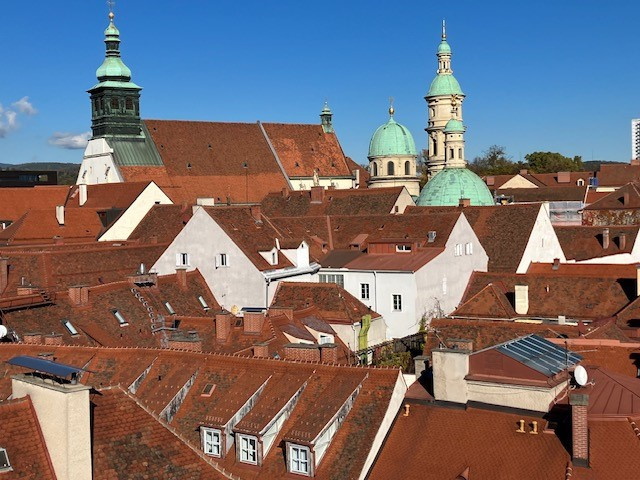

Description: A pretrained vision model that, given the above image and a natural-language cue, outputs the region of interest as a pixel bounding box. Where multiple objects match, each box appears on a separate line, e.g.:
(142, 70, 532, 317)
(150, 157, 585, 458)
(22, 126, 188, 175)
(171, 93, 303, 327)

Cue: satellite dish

(574, 365, 588, 387)
(0, 325, 7, 339)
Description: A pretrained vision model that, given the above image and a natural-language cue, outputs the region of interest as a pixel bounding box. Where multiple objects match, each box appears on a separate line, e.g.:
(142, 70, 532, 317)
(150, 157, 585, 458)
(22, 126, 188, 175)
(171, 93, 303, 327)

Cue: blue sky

(1, 0, 639, 166)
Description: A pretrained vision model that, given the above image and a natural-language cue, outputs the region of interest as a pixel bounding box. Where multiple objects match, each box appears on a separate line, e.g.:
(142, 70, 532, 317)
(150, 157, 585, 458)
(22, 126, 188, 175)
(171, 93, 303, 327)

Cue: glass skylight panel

(62, 319, 78, 336)
(165, 301, 176, 315)
(0, 448, 10, 471)
(198, 295, 209, 309)
(112, 309, 128, 326)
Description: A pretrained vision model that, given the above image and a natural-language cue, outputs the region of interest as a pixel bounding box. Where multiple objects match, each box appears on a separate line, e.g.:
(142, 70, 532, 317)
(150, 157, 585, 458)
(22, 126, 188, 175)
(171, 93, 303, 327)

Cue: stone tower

(88, 10, 142, 138)
(425, 21, 465, 177)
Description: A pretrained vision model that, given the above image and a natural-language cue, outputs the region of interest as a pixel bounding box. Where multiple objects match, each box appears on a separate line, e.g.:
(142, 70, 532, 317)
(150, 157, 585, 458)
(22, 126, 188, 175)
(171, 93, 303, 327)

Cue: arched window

(404, 161, 411, 175)
(433, 138, 438, 156)
(373, 163, 378, 176)
(387, 161, 395, 176)
(577, 178, 585, 186)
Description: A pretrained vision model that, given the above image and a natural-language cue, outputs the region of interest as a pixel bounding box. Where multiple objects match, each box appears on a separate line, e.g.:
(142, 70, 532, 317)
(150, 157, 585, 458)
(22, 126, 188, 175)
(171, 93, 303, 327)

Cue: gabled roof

(555, 225, 639, 261)
(262, 122, 351, 178)
(584, 367, 640, 417)
(584, 181, 640, 210)
(526, 262, 638, 278)
(453, 282, 516, 318)
(496, 186, 587, 202)
(597, 164, 640, 187)
(0, 185, 71, 223)
(128, 204, 192, 243)
(65, 181, 152, 210)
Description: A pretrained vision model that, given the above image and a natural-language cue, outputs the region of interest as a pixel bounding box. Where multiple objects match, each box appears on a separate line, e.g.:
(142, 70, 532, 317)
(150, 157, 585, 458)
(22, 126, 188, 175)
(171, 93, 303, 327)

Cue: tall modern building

(632, 118, 640, 160)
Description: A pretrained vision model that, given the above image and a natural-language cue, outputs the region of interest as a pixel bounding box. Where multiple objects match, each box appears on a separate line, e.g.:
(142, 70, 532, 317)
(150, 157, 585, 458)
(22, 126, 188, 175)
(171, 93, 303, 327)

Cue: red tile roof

(597, 164, 640, 187)
(127, 204, 192, 243)
(262, 123, 351, 178)
(526, 262, 638, 278)
(345, 157, 370, 188)
(496, 186, 587, 202)
(0, 186, 71, 223)
(584, 181, 640, 210)
(0, 396, 56, 479)
(65, 182, 151, 209)
(555, 225, 639, 260)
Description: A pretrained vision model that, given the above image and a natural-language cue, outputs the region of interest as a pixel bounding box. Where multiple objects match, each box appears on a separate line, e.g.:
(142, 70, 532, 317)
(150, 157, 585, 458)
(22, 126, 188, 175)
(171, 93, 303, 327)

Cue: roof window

(62, 319, 79, 336)
(112, 309, 128, 326)
(198, 295, 210, 310)
(165, 301, 176, 315)
(0, 448, 11, 472)
(201, 383, 216, 397)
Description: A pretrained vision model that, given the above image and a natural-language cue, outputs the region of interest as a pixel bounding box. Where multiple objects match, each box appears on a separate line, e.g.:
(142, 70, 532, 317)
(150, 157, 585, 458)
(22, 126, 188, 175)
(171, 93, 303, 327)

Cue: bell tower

(88, 8, 142, 138)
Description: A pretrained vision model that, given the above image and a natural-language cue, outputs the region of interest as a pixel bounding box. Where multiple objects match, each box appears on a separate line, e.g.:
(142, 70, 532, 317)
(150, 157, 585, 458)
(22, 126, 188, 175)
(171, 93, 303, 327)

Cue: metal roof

(496, 335, 582, 377)
(6, 355, 85, 380)
(108, 122, 164, 167)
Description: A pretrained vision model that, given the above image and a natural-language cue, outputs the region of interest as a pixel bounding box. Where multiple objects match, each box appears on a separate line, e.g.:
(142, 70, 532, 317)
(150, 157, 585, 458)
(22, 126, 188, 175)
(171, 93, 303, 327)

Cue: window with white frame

(442, 277, 448, 295)
(360, 283, 370, 300)
(454, 243, 463, 256)
(465, 242, 473, 255)
(238, 435, 258, 464)
(202, 427, 221, 457)
(392, 294, 402, 312)
(319, 334, 334, 345)
(289, 444, 311, 475)
(0, 448, 10, 472)
(271, 251, 278, 265)
(112, 309, 128, 326)
(164, 301, 176, 315)
(215, 253, 228, 268)
(176, 252, 189, 267)
(198, 295, 210, 310)
(62, 319, 78, 336)
(395, 244, 412, 252)
(319, 273, 344, 288)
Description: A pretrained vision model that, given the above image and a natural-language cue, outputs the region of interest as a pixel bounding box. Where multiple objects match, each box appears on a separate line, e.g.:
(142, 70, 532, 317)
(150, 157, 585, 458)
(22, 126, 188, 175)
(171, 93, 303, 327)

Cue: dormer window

(112, 309, 128, 326)
(0, 448, 10, 472)
(165, 302, 176, 315)
(288, 444, 311, 476)
(238, 434, 258, 465)
(396, 244, 411, 252)
(201, 427, 222, 457)
(198, 295, 210, 310)
(215, 253, 228, 268)
(272, 251, 278, 265)
(62, 319, 78, 336)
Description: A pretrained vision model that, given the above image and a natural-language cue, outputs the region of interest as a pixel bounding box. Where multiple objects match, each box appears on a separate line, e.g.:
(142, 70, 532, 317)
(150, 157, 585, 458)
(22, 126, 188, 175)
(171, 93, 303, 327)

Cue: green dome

(417, 167, 494, 206)
(437, 40, 451, 54)
(426, 74, 464, 98)
(96, 57, 132, 81)
(444, 119, 465, 133)
(368, 116, 417, 158)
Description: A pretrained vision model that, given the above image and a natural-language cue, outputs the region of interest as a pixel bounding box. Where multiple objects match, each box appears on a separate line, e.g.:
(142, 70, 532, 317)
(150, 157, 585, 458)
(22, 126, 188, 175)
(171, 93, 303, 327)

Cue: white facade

(632, 118, 640, 160)
(98, 182, 173, 241)
(318, 214, 488, 339)
(291, 177, 355, 191)
(516, 203, 567, 273)
(77, 138, 123, 185)
(152, 207, 317, 310)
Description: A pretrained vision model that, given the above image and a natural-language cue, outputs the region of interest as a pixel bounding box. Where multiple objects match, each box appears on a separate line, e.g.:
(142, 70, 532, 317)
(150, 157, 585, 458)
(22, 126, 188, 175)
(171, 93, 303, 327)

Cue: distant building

(632, 118, 640, 160)
(0, 170, 57, 187)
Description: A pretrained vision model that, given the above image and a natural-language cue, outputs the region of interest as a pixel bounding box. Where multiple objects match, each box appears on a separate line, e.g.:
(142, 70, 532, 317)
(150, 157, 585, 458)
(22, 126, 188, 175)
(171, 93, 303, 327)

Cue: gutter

(262, 262, 321, 282)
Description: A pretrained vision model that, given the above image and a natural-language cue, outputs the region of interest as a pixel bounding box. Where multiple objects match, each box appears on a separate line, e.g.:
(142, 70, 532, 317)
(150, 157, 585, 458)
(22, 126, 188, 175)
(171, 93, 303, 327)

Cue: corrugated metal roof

(108, 122, 163, 167)
(496, 335, 582, 377)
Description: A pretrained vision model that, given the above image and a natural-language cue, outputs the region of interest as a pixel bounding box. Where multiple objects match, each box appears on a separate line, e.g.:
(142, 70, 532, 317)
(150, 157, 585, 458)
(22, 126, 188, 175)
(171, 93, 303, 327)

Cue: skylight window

(165, 302, 176, 315)
(0, 448, 11, 472)
(201, 383, 216, 397)
(112, 309, 128, 326)
(198, 295, 210, 310)
(62, 319, 78, 336)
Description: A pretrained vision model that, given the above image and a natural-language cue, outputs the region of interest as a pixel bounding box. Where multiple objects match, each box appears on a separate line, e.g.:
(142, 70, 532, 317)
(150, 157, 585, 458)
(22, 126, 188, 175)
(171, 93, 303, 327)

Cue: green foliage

(417, 148, 429, 188)
(468, 145, 524, 175)
(375, 350, 411, 370)
(524, 151, 583, 173)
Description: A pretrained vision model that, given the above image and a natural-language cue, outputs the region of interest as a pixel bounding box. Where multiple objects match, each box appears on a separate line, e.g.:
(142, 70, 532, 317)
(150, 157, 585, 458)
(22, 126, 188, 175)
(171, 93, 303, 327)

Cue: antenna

(573, 365, 588, 387)
(0, 325, 7, 339)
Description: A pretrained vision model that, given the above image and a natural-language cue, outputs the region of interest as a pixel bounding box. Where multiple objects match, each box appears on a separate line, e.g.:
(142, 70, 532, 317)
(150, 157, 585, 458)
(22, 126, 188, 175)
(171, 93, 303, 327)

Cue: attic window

(396, 244, 411, 252)
(187, 163, 192, 169)
(112, 310, 128, 326)
(62, 320, 79, 336)
(202, 427, 221, 457)
(295, 162, 300, 167)
(0, 448, 10, 472)
(238, 434, 258, 464)
(288, 444, 311, 476)
(198, 295, 210, 310)
(165, 302, 176, 315)
(201, 383, 216, 397)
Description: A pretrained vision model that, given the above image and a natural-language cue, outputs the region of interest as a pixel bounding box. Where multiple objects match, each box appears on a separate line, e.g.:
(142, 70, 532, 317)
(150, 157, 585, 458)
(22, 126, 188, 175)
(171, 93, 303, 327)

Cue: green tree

(468, 145, 522, 175)
(524, 151, 583, 173)
(417, 148, 429, 188)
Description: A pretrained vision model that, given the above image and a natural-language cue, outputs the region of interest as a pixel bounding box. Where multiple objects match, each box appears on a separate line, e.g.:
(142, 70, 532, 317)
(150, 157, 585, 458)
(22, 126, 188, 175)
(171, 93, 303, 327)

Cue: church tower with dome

(425, 21, 465, 177)
(367, 105, 420, 197)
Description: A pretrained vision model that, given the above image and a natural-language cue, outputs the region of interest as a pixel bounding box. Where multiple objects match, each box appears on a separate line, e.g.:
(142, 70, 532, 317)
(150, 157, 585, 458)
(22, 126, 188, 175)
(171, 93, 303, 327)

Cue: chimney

(624, 191, 630, 206)
(68, 285, 89, 307)
(458, 198, 471, 208)
(570, 393, 590, 467)
(253, 342, 269, 358)
(514, 284, 529, 315)
(243, 312, 265, 334)
(12, 374, 92, 479)
(78, 184, 88, 206)
(250, 205, 262, 223)
(552, 258, 560, 270)
(354, 168, 361, 187)
(269, 306, 294, 320)
(310, 185, 325, 203)
(284, 343, 321, 362)
(320, 343, 338, 364)
(55, 205, 65, 226)
(0, 257, 7, 294)
(176, 267, 188, 291)
(602, 228, 610, 249)
(216, 312, 232, 342)
(486, 176, 495, 186)
(557, 171, 571, 184)
(632, 159, 640, 166)
(620, 233, 627, 250)
(519, 169, 528, 175)
(167, 331, 202, 352)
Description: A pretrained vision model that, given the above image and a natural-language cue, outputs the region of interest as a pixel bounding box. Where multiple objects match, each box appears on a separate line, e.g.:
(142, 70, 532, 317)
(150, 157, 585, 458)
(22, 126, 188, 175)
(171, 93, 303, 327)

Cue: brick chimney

(458, 198, 471, 208)
(250, 205, 262, 223)
(552, 258, 560, 270)
(519, 169, 528, 176)
(570, 393, 589, 467)
(284, 343, 321, 362)
(68, 285, 89, 307)
(167, 331, 202, 352)
(486, 176, 495, 186)
(243, 312, 265, 334)
(176, 266, 188, 291)
(216, 312, 232, 342)
(22, 333, 42, 344)
(44, 334, 63, 346)
(557, 171, 570, 184)
(78, 184, 88, 206)
(253, 342, 269, 358)
(310, 185, 325, 204)
(320, 344, 338, 364)
(269, 306, 294, 320)
(12, 374, 92, 479)
(602, 228, 610, 249)
(55, 205, 65, 226)
(514, 284, 529, 315)
(0, 257, 8, 294)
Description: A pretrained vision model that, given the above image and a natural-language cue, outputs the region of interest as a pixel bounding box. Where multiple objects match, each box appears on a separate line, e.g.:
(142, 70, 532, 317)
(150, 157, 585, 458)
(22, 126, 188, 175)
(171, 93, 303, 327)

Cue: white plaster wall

(517, 204, 567, 273)
(499, 175, 539, 189)
(329, 316, 387, 351)
(467, 380, 566, 413)
(415, 214, 488, 322)
(291, 178, 354, 191)
(392, 188, 416, 213)
(432, 349, 469, 404)
(152, 208, 267, 309)
(99, 183, 173, 241)
(77, 138, 123, 185)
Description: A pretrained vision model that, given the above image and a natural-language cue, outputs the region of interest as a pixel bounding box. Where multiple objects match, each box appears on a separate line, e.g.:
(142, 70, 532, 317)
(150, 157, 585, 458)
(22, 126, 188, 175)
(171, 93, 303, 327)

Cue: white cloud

(12, 96, 37, 115)
(48, 131, 91, 149)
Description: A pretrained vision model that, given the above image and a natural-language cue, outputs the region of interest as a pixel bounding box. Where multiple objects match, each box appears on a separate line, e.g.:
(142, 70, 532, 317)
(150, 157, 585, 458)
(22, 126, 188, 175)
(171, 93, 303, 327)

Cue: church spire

(320, 101, 334, 133)
(437, 19, 453, 74)
(88, 6, 142, 138)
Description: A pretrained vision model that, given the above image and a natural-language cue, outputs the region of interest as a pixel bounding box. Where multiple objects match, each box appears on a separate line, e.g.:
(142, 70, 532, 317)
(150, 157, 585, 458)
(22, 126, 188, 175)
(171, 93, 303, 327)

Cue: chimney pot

(516, 419, 526, 433)
(310, 185, 325, 203)
(620, 233, 627, 250)
(403, 404, 410, 417)
(530, 420, 538, 434)
(602, 228, 610, 249)
(55, 205, 65, 226)
(552, 258, 560, 270)
(514, 284, 529, 315)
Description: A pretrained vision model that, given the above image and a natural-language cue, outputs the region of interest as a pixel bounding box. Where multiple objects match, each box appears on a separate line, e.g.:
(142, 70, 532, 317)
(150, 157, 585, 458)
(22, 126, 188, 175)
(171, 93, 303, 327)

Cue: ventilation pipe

(514, 284, 529, 315)
(602, 228, 610, 249)
(55, 206, 65, 226)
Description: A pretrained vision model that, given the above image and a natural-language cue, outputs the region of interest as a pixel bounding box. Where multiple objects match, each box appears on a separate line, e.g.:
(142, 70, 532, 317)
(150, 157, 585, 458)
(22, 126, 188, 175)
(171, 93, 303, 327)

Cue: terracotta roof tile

(555, 225, 639, 260)
(127, 204, 192, 243)
(0, 186, 71, 223)
(597, 164, 640, 187)
(526, 262, 638, 278)
(496, 186, 587, 202)
(65, 182, 151, 210)
(584, 181, 640, 210)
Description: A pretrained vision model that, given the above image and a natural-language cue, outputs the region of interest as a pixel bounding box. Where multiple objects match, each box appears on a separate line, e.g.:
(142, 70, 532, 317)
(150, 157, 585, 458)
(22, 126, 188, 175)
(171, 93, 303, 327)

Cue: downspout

(265, 278, 271, 309)
(373, 270, 378, 312)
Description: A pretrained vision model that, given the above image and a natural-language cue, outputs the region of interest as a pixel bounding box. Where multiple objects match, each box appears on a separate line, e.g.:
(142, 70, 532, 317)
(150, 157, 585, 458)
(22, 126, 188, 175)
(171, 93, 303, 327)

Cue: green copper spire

(88, 9, 142, 138)
(320, 101, 334, 133)
(426, 20, 464, 98)
(368, 105, 417, 158)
